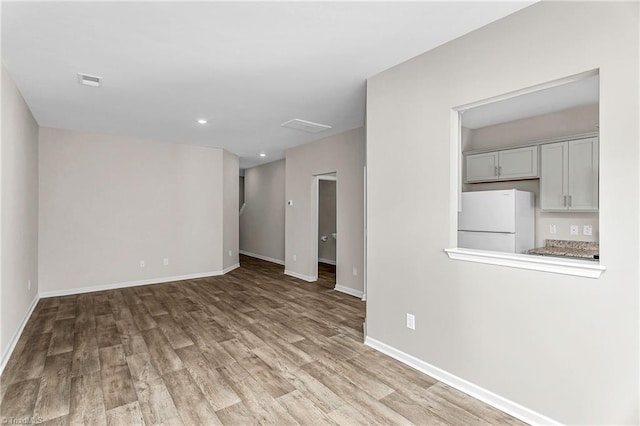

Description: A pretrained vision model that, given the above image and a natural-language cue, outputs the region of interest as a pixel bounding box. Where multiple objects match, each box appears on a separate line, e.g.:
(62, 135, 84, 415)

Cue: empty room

(1, 1, 638, 425)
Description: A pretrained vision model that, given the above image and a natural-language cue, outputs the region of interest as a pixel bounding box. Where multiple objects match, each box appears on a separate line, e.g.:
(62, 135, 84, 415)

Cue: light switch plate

(583, 225, 593, 236)
(406, 313, 415, 330)
(570, 225, 579, 235)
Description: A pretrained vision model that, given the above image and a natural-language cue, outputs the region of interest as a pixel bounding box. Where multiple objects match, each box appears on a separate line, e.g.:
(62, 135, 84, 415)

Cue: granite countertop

(528, 239, 599, 260)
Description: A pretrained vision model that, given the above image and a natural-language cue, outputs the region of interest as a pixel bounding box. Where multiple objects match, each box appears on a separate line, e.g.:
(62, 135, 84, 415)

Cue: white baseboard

(239, 250, 285, 266)
(222, 263, 240, 274)
(0, 295, 39, 376)
(334, 284, 364, 299)
(318, 258, 336, 266)
(364, 336, 560, 426)
(39, 270, 227, 298)
(284, 270, 317, 282)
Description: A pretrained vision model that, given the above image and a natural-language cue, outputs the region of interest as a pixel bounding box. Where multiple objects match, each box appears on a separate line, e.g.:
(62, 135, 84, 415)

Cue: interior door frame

(312, 173, 337, 285)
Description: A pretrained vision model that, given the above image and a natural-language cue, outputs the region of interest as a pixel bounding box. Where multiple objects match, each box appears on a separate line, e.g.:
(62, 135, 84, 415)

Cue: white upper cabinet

(498, 146, 539, 180)
(540, 142, 567, 210)
(466, 152, 499, 182)
(540, 137, 598, 211)
(465, 146, 538, 183)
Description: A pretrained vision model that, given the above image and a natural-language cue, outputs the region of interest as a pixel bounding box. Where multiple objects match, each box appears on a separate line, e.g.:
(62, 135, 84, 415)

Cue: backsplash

(537, 212, 599, 246)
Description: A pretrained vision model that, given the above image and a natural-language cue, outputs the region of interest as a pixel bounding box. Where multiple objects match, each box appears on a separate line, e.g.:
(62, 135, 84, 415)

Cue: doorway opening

(314, 173, 337, 288)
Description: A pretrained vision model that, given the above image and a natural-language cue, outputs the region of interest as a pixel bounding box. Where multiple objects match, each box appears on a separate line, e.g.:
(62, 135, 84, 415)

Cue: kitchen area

(458, 74, 600, 262)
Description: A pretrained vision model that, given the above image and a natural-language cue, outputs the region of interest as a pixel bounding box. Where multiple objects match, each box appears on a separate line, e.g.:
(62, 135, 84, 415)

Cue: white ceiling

(2, 1, 534, 168)
(462, 74, 599, 129)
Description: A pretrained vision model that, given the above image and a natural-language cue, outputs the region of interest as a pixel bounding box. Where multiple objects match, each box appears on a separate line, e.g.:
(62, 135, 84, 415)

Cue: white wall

(1, 65, 39, 368)
(39, 127, 233, 294)
(285, 127, 365, 294)
(222, 149, 239, 270)
(366, 2, 638, 424)
(239, 159, 285, 263)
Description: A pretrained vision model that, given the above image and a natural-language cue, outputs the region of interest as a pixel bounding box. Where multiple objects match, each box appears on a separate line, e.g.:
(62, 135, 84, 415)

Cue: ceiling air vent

(281, 118, 332, 133)
(77, 73, 102, 87)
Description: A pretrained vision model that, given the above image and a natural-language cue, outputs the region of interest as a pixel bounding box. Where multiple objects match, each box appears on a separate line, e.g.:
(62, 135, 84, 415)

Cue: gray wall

(464, 103, 599, 151)
(463, 103, 600, 246)
(223, 149, 239, 270)
(285, 127, 365, 293)
(1, 65, 39, 368)
(318, 180, 336, 263)
(239, 159, 285, 263)
(366, 2, 638, 424)
(39, 127, 233, 293)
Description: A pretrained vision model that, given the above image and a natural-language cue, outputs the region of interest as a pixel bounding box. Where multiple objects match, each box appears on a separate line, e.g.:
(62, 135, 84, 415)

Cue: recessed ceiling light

(196, 119, 208, 124)
(259, 153, 266, 157)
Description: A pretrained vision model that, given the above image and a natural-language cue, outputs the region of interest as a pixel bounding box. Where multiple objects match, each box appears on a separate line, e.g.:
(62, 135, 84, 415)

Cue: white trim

(239, 250, 285, 265)
(0, 295, 39, 376)
(444, 247, 605, 278)
(334, 284, 364, 299)
(222, 263, 240, 274)
(39, 270, 227, 298)
(317, 175, 337, 181)
(365, 336, 561, 426)
(312, 172, 338, 289)
(284, 270, 317, 282)
(318, 257, 336, 266)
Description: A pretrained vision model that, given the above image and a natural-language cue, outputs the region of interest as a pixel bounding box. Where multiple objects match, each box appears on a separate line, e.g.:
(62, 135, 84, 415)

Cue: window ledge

(444, 248, 606, 279)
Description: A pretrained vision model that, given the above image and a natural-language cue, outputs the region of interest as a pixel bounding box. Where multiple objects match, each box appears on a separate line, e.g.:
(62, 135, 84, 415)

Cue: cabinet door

(568, 137, 598, 211)
(540, 142, 568, 211)
(466, 152, 499, 182)
(498, 146, 538, 180)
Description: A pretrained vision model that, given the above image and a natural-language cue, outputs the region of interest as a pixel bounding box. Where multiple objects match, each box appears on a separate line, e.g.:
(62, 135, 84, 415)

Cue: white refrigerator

(458, 189, 535, 254)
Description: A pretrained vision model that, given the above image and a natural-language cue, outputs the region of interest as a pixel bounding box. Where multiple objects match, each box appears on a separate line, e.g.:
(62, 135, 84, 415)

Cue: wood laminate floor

(1, 255, 524, 425)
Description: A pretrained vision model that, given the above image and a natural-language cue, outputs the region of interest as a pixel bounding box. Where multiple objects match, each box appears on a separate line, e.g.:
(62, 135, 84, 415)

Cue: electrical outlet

(352, 267, 357, 276)
(406, 313, 415, 330)
(549, 224, 557, 234)
(139, 260, 145, 268)
(570, 225, 579, 235)
(583, 225, 593, 236)
(293, 254, 297, 261)
(163, 258, 169, 266)
(228, 250, 233, 257)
